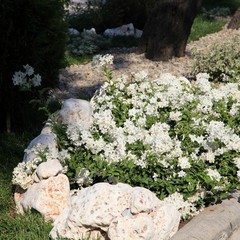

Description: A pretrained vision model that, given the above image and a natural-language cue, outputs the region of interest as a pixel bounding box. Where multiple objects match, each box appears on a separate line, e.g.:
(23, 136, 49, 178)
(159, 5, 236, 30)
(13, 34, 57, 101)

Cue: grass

(188, 15, 228, 42)
(64, 51, 93, 66)
(0, 133, 52, 240)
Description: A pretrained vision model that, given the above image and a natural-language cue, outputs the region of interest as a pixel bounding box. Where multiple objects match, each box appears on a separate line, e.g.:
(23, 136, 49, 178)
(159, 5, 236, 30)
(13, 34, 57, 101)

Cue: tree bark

(138, 0, 202, 61)
(227, 8, 240, 30)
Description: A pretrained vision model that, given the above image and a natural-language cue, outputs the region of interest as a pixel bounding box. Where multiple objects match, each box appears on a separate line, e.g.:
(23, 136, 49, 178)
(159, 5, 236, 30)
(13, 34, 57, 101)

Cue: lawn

(0, 133, 52, 240)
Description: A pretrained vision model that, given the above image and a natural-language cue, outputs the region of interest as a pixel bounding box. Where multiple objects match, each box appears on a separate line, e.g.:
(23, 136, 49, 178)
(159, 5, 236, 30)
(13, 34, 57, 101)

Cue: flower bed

(13, 56, 240, 220)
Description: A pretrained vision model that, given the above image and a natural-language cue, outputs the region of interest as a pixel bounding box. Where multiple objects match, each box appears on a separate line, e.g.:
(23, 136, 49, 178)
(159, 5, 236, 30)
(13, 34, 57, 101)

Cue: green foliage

(64, 51, 93, 66)
(0, 132, 52, 240)
(192, 36, 240, 82)
(0, 0, 68, 131)
(202, 7, 231, 18)
(189, 15, 227, 42)
(67, 32, 110, 56)
(52, 66, 240, 218)
(110, 36, 139, 48)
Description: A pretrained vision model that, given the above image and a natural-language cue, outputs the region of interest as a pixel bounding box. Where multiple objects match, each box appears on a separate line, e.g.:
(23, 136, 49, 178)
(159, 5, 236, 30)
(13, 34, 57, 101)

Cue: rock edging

(171, 197, 240, 240)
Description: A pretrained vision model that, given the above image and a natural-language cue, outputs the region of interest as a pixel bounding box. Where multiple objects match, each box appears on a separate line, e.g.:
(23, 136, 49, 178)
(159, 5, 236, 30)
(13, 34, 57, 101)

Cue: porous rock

(50, 182, 180, 240)
(15, 174, 70, 221)
(23, 132, 58, 162)
(57, 98, 92, 131)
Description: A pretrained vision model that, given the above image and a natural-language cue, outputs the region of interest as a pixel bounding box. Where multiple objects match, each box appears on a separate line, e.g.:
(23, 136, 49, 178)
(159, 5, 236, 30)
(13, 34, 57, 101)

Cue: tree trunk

(138, 0, 202, 61)
(228, 8, 240, 30)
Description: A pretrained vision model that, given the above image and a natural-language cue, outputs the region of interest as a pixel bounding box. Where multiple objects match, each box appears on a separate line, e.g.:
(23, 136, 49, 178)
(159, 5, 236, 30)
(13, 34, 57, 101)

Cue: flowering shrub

(12, 64, 42, 90)
(192, 36, 240, 83)
(12, 158, 42, 190)
(67, 31, 110, 56)
(12, 143, 69, 190)
(12, 144, 46, 190)
(51, 58, 240, 219)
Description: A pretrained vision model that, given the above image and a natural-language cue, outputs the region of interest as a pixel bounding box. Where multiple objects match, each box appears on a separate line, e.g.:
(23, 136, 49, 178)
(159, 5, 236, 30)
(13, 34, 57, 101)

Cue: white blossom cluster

(12, 158, 41, 190)
(12, 144, 70, 190)
(61, 70, 240, 217)
(12, 64, 42, 89)
(163, 192, 203, 219)
(92, 54, 114, 68)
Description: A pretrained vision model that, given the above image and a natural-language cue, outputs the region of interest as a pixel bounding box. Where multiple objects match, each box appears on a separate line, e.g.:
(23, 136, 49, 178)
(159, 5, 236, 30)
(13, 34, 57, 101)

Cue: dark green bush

(0, 0, 68, 132)
(192, 36, 240, 82)
(202, 0, 240, 13)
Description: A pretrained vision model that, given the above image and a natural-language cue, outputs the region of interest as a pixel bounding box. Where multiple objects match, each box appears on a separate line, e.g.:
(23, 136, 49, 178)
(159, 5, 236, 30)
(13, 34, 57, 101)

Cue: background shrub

(202, 0, 240, 13)
(67, 31, 110, 56)
(192, 36, 240, 82)
(0, 0, 68, 132)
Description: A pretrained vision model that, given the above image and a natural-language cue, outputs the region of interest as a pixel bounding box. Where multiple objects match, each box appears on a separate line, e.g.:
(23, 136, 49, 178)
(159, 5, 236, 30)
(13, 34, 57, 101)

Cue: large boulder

(14, 158, 70, 221)
(15, 173, 70, 221)
(50, 183, 180, 240)
(57, 98, 93, 131)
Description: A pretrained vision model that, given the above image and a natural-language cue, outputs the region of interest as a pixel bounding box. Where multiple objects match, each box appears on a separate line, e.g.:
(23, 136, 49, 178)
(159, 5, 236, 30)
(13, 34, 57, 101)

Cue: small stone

(36, 159, 63, 180)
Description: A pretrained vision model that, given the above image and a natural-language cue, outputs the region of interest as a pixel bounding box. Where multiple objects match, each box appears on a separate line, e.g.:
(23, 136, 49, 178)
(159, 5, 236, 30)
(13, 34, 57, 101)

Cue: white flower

(195, 73, 211, 93)
(164, 192, 198, 219)
(169, 111, 182, 121)
(178, 170, 186, 178)
(178, 157, 191, 169)
(31, 73, 42, 87)
(23, 64, 34, 76)
(92, 54, 114, 68)
(12, 64, 41, 89)
(153, 172, 159, 181)
(233, 158, 240, 169)
(206, 168, 222, 182)
(12, 158, 42, 190)
(200, 151, 215, 163)
(134, 70, 148, 82)
(12, 71, 27, 86)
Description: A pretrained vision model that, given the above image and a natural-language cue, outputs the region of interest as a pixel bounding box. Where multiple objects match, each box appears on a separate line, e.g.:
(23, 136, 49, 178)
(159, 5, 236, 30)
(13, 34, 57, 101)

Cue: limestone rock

(57, 98, 92, 131)
(36, 159, 63, 180)
(104, 23, 142, 38)
(83, 28, 97, 35)
(23, 132, 58, 162)
(50, 182, 180, 240)
(15, 174, 70, 221)
(68, 28, 80, 36)
(108, 203, 179, 240)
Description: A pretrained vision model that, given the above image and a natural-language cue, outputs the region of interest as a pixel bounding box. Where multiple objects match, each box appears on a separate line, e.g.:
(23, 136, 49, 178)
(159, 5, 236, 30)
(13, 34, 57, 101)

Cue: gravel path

(55, 25, 240, 101)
